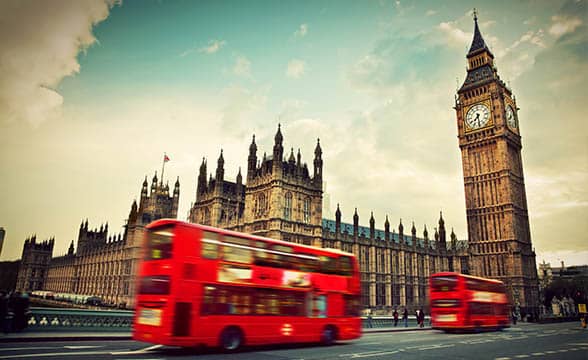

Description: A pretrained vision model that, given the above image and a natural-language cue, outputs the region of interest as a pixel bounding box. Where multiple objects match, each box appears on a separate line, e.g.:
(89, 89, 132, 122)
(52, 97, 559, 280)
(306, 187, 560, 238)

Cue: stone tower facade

(15, 235, 54, 292)
(26, 172, 179, 308)
(454, 13, 539, 314)
(189, 125, 324, 247)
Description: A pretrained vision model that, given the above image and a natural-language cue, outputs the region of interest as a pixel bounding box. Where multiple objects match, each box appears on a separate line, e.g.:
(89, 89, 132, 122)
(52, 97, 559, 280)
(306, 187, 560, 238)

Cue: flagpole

(161, 153, 166, 186)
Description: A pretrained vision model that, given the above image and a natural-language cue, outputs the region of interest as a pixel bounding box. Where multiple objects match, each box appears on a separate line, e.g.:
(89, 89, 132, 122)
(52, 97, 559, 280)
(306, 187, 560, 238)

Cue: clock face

(506, 105, 517, 129)
(465, 103, 490, 130)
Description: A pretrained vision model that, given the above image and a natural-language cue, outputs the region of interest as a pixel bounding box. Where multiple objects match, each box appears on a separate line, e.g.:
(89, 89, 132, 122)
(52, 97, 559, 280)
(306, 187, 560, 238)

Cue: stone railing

(24, 308, 427, 332)
(27, 307, 133, 332)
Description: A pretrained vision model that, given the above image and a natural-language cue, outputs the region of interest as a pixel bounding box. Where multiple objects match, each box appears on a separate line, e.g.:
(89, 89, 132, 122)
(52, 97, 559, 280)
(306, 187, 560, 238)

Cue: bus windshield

(145, 225, 174, 260)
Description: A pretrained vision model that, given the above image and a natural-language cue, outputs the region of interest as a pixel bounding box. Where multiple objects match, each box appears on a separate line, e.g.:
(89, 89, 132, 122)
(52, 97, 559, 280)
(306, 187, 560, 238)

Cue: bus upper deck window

(202, 231, 219, 259)
(146, 226, 174, 260)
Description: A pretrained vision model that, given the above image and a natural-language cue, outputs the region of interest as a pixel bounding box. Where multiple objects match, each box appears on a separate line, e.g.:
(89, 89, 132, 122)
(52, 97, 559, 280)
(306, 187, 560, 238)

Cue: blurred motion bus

(132, 219, 362, 351)
(429, 272, 510, 332)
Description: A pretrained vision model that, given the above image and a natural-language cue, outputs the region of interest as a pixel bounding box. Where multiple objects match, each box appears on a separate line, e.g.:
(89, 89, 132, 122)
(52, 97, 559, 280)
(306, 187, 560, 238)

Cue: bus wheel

(220, 327, 243, 352)
(321, 325, 337, 346)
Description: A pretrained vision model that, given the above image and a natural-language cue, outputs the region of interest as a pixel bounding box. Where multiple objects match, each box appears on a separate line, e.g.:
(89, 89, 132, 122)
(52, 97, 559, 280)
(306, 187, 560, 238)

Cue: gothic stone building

(188, 125, 469, 313)
(454, 13, 539, 314)
(17, 14, 539, 314)
(17, 175, 179, 308)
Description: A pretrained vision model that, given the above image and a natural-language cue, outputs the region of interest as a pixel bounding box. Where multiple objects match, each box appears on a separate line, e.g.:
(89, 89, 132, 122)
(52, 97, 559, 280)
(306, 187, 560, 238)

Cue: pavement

(0, 325, 439, 343)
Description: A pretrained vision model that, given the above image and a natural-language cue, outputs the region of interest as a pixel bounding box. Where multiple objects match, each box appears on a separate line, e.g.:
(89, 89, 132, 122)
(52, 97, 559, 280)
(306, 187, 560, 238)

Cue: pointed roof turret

(288, 147, 296, 163)
(314, 138, 322, 158)
(467, 9, 493, 58)
(274, 123, 283, 145)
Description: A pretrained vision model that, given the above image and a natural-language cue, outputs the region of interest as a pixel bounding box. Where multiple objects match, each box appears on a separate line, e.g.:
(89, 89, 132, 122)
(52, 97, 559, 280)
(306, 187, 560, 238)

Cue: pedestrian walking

(393, 308, 399, 327)
(367, 311, 373, 328)
(512, 310, 517, 325)
(419, 308, 425, 328)
(402, 307, 408, 327)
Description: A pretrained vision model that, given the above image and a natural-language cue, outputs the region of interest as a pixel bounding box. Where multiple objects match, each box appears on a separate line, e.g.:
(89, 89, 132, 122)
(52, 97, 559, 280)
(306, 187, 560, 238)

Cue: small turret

(353, 208, 359, 237)
(247, 135, 257, 181)
(335, 204, 341, 234)
(151, 171, 158, 192)
(174, 176, 180, 197)
(438, 211, 446, 248)
(216, 149, 225, 187)
(273, 124, 284, 165)
(384, 215, 390, 241)
(313, 138, 323, 180)
(411, 221, 417, 248)
(398, 219, 404, 243)
(369, 212, 375, 239)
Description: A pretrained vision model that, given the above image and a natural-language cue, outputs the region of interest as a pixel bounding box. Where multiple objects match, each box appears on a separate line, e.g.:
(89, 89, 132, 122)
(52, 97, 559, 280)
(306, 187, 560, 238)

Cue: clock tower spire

(455, 10, 539, 317)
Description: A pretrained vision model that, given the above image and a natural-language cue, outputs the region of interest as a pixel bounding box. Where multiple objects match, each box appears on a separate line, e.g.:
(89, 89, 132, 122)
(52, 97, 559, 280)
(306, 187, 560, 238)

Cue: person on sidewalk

(393, 308, 399, 327)
(512, 310, 518, 325)
(418, 308, 425, 328)
(402, 307, 408, 327)
(367, 311, 373, 328)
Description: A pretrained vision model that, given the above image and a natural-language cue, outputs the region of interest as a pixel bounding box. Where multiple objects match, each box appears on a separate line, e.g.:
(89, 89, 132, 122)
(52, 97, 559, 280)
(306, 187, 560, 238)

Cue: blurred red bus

(132, 219, 362, 351)
(429, 272, 510, 332)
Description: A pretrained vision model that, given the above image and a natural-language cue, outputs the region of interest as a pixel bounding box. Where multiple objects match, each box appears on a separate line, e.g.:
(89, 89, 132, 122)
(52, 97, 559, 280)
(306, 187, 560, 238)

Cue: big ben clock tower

(455, 11, 539, 315)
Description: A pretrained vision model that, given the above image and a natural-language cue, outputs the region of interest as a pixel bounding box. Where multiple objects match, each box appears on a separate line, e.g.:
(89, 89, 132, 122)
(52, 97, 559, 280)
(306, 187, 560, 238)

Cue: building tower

(242, 125, 323, 246)
(15, 235, 54, 292)
(454, 10, 539, 314)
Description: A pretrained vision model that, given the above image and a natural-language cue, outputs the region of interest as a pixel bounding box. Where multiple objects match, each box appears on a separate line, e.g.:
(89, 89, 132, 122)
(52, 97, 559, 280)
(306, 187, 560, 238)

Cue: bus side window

(223, 236, 253, 264)
(338, 256, 352, 276)
(201, 231, 219, 259)
(319, 256, 337, 274)
(201, 285, 216, 315)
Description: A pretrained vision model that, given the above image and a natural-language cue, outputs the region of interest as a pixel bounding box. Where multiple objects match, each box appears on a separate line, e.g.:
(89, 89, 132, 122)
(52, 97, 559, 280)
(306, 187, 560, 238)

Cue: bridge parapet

(27, 307, 133, 332)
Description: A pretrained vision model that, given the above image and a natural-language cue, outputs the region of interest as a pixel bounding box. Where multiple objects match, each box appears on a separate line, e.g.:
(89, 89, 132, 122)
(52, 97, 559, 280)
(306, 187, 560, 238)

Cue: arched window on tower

(284, 192, 292, 220)
(303, 197, 311, 224)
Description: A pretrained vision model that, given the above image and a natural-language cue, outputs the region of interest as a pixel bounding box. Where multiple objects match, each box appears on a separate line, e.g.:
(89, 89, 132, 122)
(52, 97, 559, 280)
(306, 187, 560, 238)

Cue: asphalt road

(0, 322, 586, 360)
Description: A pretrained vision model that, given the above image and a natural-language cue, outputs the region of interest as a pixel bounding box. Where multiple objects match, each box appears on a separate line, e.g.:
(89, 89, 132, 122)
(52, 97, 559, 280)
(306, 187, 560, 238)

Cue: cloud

(286, 59, 306, 79)
(425, 10, 437, 16)
(294, 23, 308, 37)
(549, 15, 583, 37)
(438, 21, 470, 48)
(199, 39, 226, 54)
(0, 0, 117, 127)
(233, 55, 252, 77)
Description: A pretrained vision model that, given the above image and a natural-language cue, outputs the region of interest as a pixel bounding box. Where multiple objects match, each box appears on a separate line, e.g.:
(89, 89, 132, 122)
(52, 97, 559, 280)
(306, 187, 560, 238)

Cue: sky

(0, 0, 586, 268)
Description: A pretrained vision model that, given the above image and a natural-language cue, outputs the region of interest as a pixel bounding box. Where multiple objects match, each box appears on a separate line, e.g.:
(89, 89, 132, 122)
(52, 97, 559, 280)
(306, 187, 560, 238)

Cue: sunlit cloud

(425, 9, 437, 16)
(233, 55, 252, 77)
(294, 23, 308, 37)
(0, 0, 117, 126)
(286, 59, 306, 79)
(438, 21, 470, 48)
(200, 39, 226, 54)
(549, 15, 583, 37)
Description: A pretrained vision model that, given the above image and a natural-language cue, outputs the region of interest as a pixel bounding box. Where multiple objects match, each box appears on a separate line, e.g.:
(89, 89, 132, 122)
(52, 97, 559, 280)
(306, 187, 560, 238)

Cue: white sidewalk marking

(63, 346, 103, 350)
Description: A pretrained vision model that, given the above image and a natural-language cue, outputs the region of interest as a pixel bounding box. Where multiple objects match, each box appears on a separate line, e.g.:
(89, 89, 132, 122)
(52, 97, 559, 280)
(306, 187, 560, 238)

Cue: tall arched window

(303, 197, 311, 224)
(284, 192, 292, 220)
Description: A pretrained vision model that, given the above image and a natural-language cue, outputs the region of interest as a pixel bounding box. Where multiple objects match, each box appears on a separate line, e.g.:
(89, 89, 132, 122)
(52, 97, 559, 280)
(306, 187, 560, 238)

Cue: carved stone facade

(189, 125, 323, 247)
(189, 125, 468, 312)
(15, 236, 54, 292)
(454, 14, 539, 314)
(17, 174, 179, 308)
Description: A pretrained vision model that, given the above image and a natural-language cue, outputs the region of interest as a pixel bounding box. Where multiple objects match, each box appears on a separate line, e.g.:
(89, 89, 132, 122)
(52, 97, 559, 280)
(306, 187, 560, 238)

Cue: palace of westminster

(15, 15, 539, 314)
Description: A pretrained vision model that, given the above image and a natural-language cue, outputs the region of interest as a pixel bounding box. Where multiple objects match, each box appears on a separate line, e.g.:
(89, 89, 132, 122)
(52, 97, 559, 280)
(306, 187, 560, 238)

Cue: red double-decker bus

(429, 272, 510, 332)
(132, 219, 362, 351)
